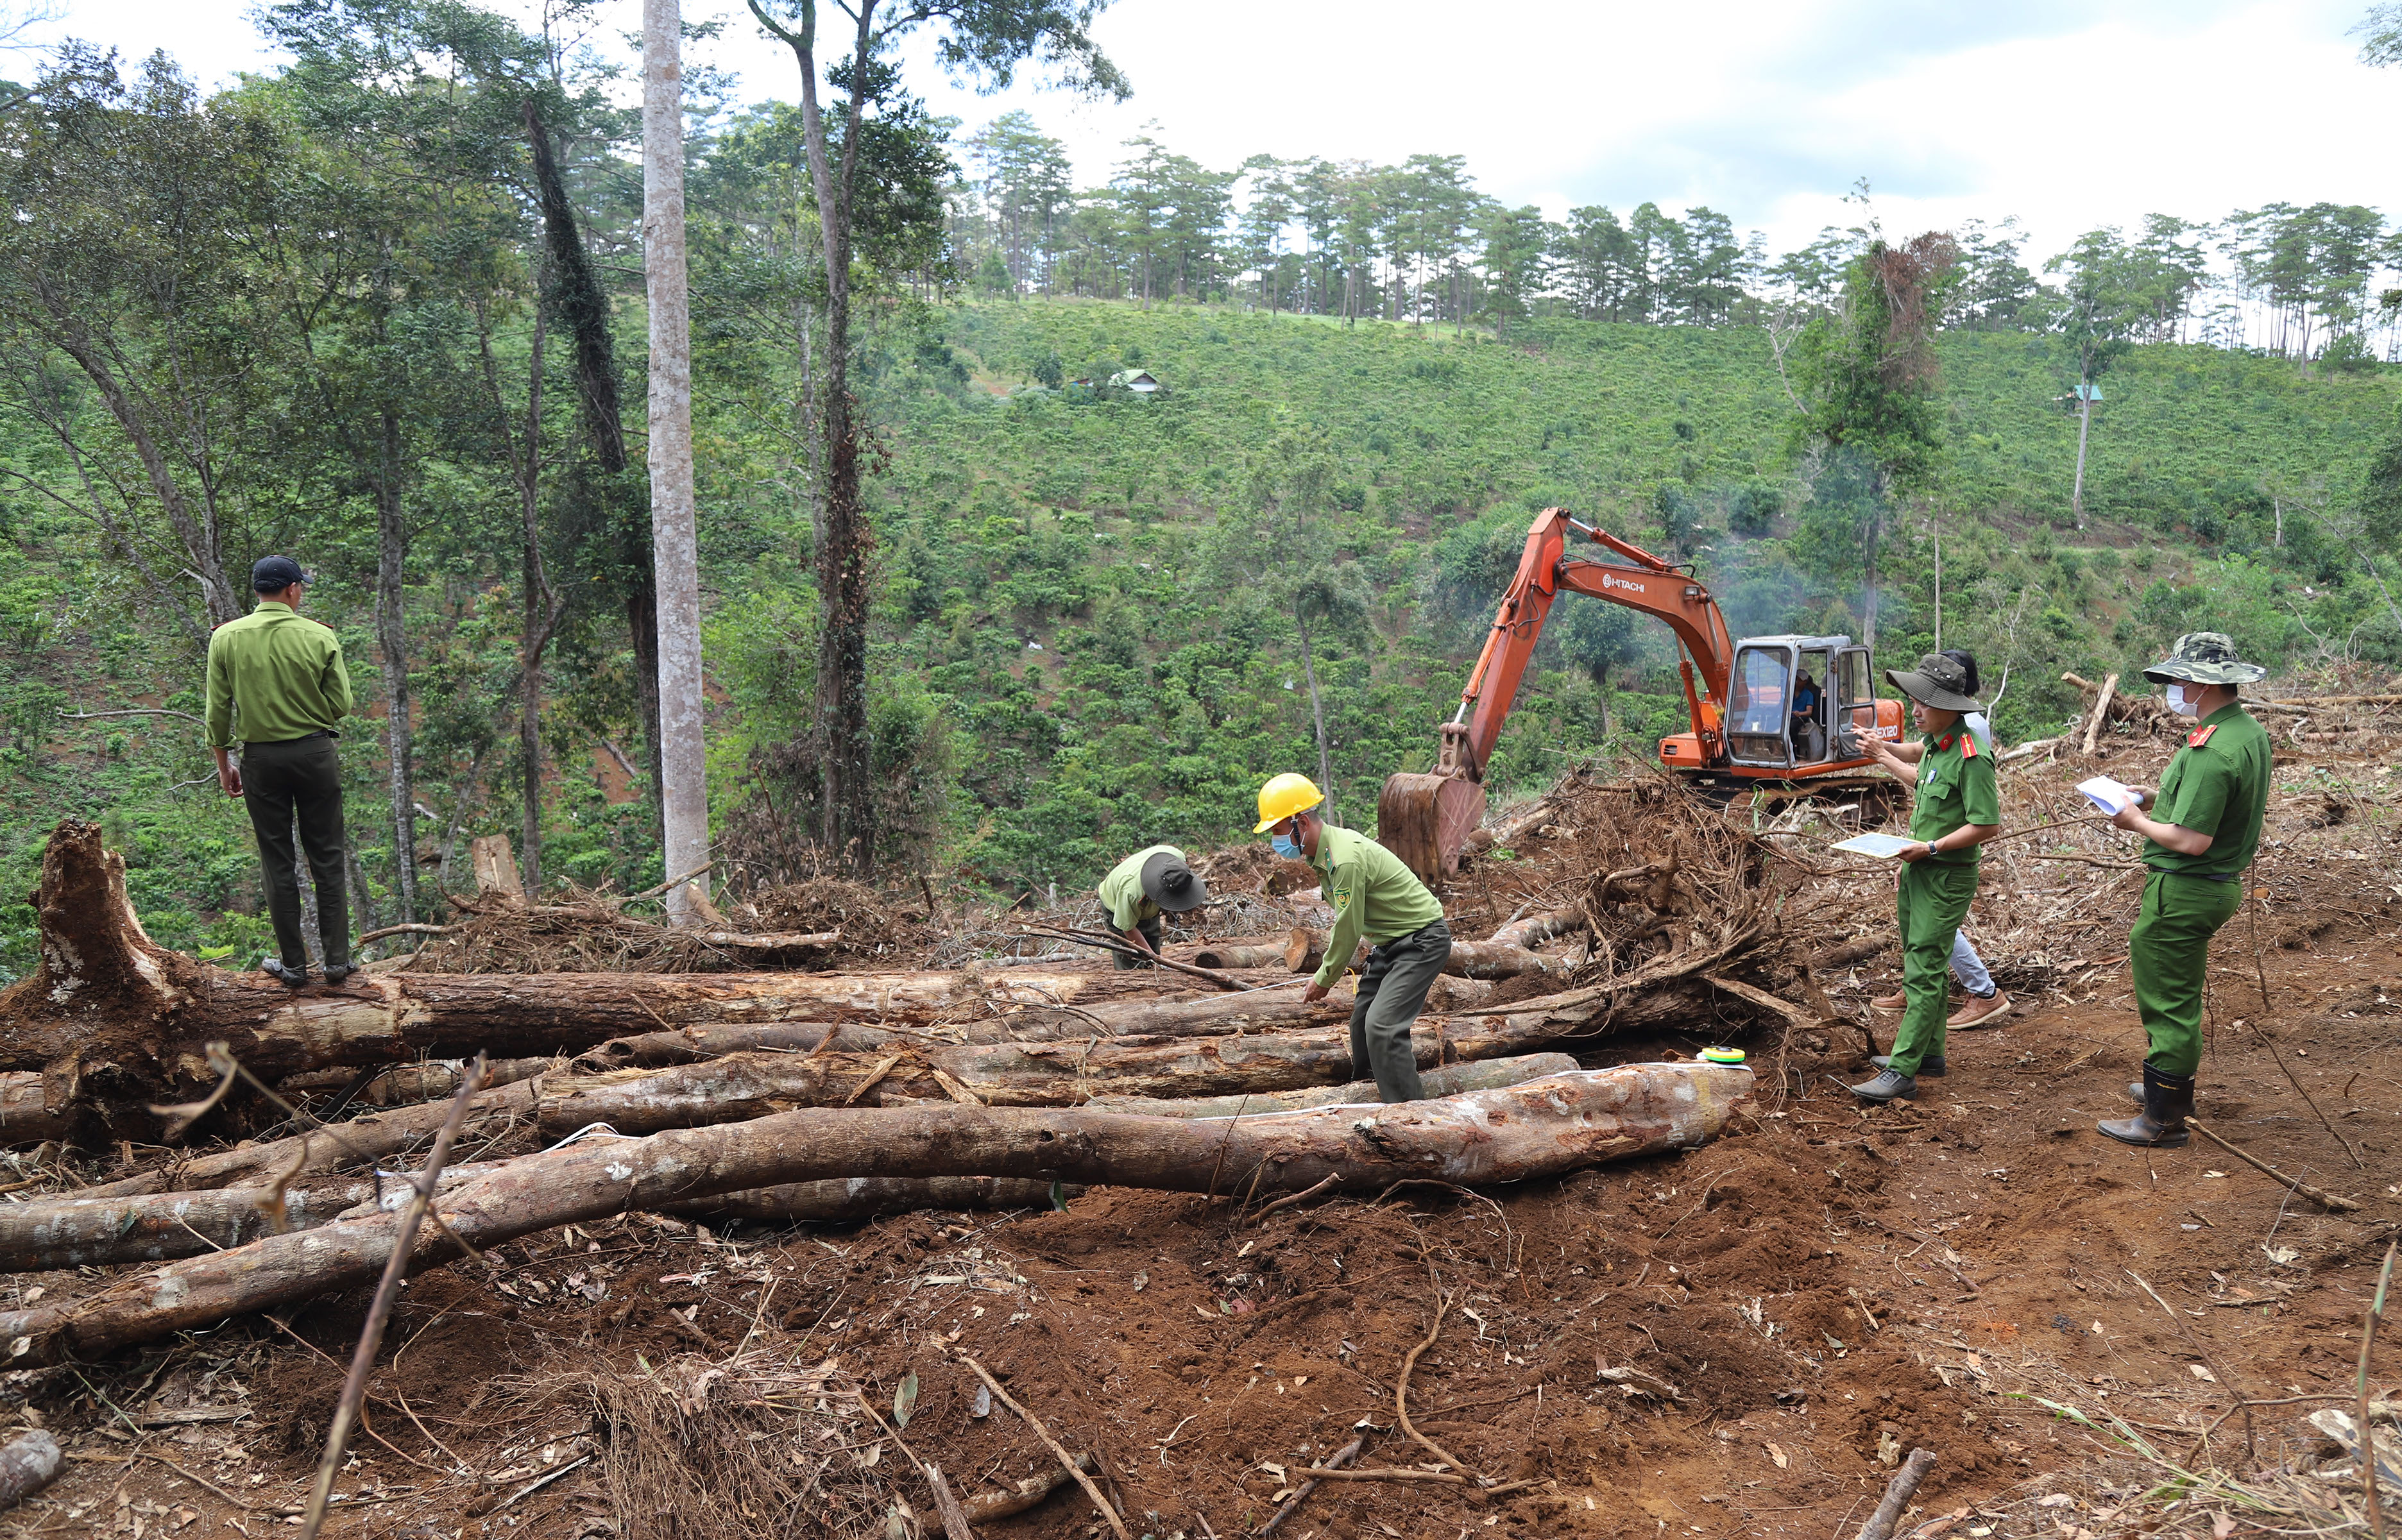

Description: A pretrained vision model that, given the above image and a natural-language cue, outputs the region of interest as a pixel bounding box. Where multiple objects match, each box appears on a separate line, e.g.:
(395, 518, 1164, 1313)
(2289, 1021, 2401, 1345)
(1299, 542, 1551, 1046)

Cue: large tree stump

(0, 824, 1088, 1138)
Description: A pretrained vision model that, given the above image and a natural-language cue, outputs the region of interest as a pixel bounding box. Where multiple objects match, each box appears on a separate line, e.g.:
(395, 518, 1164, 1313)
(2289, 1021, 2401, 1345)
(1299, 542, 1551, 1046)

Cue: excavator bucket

(1377, 770, 1487, 885)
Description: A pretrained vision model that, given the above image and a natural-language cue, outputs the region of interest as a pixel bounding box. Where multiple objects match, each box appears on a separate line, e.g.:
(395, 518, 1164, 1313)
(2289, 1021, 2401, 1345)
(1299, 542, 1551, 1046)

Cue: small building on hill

(1109, 369, 1163, 394)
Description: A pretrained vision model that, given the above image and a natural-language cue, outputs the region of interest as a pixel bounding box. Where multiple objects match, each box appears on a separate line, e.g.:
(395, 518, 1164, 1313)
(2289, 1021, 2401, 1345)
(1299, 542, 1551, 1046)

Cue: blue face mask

(1272, 829, 1303, 859)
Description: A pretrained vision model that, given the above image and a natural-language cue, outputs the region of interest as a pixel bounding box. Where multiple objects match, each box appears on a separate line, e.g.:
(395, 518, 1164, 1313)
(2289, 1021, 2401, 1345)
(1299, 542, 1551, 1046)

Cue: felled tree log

(0, 1075, 67, 1146)
(1283, 927, 1368, 976)
(0, 1168, 1066, 1271)
(76, 1076, 558, 1199)
(1283, 926, 1549, 981)
(0, 822, 1087, 1135)
(1082, 1053, 1580, 1117)
(0, 1062, 1753, 1366)
(277, 1057, 555, 1104)
(569, 990, 1339, 1074)
(1489, 908, 1590, 950)
(0, 1165, 497, 1271)
(1189, 942, 1287, 970)
(1444, 940, 1553, 979)
(661, 1176, 1071, 1226)
(534, 989, 1676, 1134)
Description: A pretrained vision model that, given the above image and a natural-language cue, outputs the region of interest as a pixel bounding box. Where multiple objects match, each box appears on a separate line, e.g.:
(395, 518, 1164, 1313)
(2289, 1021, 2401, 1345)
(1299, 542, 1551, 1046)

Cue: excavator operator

(1791, 669, 1826, 761)
(1256, 773, 1451, 1103)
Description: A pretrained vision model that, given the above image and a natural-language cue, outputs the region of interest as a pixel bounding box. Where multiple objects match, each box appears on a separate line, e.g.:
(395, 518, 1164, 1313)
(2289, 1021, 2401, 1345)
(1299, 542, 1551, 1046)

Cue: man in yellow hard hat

(1256, 772, 1451, 1102)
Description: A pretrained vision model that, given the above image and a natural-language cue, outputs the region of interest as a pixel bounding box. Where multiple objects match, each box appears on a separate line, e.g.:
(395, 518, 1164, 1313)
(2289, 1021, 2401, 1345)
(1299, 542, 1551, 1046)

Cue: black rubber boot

(2099, 1062, 2193, 1148)
(1875, 1054, 1945, 1078)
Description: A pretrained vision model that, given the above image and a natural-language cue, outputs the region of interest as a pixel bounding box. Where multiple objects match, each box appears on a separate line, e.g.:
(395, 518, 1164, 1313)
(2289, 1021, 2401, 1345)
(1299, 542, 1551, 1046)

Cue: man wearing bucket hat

(2095, 632, 2271, 1149)
(1256, 772, 1450, 1102)
(1848, 652, 2002, 1103)
(1095, 843, 1209, 968)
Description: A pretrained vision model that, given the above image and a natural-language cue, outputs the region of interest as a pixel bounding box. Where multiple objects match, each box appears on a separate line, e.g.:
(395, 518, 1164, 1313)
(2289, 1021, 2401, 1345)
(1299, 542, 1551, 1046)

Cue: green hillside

(6, 298, 2399, 974)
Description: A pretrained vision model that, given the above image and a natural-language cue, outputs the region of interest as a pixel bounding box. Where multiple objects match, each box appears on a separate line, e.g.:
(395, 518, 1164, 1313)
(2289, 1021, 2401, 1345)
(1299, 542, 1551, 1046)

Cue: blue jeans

(1950, 931, 1995, 997)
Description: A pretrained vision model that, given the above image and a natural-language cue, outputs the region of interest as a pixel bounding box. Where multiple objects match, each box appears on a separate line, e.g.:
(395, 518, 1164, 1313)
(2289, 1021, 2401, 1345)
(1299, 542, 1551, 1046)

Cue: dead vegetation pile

(750, 876, 937, 963)
(388, 888, 749, 974)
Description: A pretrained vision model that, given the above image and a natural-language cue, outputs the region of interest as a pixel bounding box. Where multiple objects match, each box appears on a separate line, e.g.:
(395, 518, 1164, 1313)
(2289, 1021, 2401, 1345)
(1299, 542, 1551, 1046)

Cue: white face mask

(2166, 682, 2201, 718)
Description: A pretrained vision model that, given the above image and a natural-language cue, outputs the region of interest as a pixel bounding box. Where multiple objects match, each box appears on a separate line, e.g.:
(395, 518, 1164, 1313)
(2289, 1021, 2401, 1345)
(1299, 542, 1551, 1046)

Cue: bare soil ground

(4, 736, 2397, 1540)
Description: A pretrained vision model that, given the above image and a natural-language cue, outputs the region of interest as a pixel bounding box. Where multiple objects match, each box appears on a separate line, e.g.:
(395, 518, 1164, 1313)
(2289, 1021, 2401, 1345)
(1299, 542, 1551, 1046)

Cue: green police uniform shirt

(2143, 704, 2270, 880)
(204, 601, 353, 747)
(1309, 825, 1446, 988)
(1096, 843, 1185, 931)
(1909, 725, 2000, 865)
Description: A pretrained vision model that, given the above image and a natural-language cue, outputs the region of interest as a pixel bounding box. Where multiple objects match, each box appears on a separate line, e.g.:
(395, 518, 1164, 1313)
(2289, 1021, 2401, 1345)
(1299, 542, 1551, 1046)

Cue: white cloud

(33, 0, 2401, 262)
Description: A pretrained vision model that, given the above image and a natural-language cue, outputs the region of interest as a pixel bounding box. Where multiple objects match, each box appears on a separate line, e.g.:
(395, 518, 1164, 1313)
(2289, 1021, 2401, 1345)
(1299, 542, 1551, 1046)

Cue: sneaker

(321, 963, 357, 986)
(1948, 991, 2011, 1029)
(1870, 991, 1905, 1011)
(1847, 1069, 1918, 1103)
(261, 958, 311, 988)
(1873, 1053, 1944, 1078)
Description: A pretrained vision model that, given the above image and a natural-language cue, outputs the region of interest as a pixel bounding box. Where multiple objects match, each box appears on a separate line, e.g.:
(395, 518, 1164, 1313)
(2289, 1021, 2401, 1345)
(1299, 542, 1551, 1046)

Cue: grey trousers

(1349, 918, 1452, 1103)
(241, 734, 350, 973)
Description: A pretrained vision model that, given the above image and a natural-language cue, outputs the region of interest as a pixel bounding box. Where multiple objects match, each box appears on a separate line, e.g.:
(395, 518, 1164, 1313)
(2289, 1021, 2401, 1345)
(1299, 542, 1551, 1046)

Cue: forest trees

(743, 0, 1124, 874)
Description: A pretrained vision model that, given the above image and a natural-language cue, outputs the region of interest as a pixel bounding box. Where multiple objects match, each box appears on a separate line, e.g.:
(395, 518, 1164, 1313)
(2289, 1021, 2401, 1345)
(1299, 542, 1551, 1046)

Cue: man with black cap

(1848, 652, 2002, 1103)
(2096, 632, 2272, 1149)
(205, 555, 355, 987)
(1095, 843, 1207, 969)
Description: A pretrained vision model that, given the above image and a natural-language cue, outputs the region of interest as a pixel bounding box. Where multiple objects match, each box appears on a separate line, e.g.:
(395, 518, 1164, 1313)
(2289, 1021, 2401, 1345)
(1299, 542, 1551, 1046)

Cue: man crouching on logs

(2095, 632, 2270, 1149)
(1256, 773, 1451, 1103)
(1848, 653, 2002, 1104)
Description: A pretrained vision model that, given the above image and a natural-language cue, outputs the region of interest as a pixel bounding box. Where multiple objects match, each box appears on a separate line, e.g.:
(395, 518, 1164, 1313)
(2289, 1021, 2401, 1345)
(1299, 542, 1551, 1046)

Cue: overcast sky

(26, 0, 2400, 262)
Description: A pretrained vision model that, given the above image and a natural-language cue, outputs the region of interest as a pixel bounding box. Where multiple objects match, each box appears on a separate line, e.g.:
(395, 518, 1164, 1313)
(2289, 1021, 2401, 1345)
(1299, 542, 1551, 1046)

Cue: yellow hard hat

(1254, 772, 1325, 833)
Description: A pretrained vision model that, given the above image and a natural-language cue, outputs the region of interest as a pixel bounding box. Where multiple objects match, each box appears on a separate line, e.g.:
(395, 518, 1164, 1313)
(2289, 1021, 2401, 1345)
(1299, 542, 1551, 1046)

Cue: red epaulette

(1959, 734, 1979, 759)
(2188, 724, 2217, 749)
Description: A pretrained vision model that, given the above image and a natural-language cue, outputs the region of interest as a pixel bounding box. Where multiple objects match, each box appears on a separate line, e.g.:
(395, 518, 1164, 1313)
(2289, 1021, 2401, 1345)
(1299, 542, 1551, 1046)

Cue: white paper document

(1830, 833, 1919, 859)
(2077, 776, 2138, 815)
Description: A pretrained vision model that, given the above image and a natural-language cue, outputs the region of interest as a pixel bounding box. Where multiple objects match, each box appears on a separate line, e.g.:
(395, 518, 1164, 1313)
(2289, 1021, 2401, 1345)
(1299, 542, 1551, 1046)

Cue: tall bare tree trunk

(753, 0, 878, 875)
(646, 0, 713, 915)
(524, 99, 665, 843)
(373, 405, 416, 924)
(1295, 608, 1336, 827)
(2071, 390, 2093, 527)
(516, 309, 550, 897)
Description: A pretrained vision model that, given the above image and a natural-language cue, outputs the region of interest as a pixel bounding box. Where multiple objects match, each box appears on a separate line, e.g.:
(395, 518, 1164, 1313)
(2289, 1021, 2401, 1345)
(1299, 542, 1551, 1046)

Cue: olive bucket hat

(1884, 651, 1982, 713)
(2142, 631, 2265, 687)
(1138, 850, 1208, 913)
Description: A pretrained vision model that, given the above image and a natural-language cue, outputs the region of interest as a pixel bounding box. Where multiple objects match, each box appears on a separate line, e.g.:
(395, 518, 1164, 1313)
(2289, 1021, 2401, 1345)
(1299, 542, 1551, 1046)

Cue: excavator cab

(1723, 637, 1866, 768)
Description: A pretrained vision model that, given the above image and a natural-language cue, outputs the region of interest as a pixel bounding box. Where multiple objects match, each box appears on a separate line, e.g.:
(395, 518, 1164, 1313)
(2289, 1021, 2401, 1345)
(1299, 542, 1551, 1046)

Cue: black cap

(251, 555, 311, 592)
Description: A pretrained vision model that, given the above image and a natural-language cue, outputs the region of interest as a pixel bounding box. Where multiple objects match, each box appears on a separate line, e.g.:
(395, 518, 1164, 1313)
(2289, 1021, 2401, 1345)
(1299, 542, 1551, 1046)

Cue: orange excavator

(1379, 507, 1905, 881)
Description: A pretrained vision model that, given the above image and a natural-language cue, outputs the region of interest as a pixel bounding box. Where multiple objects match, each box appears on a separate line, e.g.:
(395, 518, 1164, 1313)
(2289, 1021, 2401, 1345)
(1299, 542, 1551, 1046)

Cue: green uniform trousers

(1112, 917, 1166, 970)
(1349, 918, 1451, 1103)
(2129, 871, 2242, 1076)
(241, 734, 350, 974)
(1885, 860, 1979, 1076)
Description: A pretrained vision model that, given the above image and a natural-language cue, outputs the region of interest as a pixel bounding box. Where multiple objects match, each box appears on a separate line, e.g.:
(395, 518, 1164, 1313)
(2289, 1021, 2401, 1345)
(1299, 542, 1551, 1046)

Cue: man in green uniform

(1095, 843, 1207, 967)
(207, 555, 355, 987)
(2097, 633, 2271, 1149)
(1254, 772, 1451, 1103)
(1848, 654, 2002, 1103)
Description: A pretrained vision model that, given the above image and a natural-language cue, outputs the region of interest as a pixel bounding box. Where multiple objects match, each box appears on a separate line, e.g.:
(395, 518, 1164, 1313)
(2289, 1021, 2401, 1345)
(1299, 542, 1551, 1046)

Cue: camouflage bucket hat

(2142, 632, 2265, 687)
(1884, 651, 1982, 713)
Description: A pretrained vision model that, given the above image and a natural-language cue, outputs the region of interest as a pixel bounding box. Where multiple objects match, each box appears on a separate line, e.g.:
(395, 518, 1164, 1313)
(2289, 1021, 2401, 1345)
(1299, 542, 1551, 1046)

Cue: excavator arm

(1379, 509, 1739, 881)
